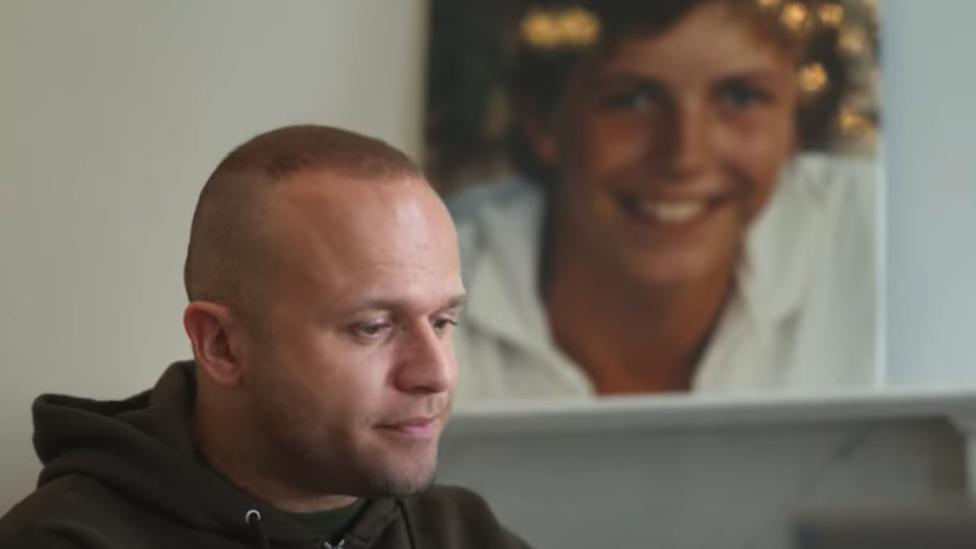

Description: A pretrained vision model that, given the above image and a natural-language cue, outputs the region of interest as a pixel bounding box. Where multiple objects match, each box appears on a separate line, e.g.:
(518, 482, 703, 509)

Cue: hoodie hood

(31, 361, 399, 548)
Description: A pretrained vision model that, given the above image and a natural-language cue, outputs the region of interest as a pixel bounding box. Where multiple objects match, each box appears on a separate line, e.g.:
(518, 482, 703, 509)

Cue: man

(0, 125, 529, 549)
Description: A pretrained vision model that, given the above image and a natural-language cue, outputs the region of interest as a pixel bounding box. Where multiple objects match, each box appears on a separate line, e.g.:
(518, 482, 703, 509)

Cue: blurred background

(3, 4, 976, 547)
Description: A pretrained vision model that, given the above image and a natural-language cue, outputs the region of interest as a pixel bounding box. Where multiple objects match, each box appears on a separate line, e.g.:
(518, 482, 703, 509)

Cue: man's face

(239, 173, 464, 497)
(542, 2, 799, 285)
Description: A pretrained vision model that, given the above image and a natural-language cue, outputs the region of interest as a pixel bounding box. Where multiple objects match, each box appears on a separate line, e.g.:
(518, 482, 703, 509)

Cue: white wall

(883, 0, 976, 387)
(0, 0, 426, 511)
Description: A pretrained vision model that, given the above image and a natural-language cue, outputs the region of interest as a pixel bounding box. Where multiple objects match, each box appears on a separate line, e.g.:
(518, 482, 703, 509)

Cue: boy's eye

(721, 85, 767, 110)
(601, 86, 664, 112)
(605, 91, 650, 110)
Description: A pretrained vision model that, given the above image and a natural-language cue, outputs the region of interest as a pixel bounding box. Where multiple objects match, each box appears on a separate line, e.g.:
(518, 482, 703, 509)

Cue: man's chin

(363, 468, 437, 497)
(353, 438, 440, 496)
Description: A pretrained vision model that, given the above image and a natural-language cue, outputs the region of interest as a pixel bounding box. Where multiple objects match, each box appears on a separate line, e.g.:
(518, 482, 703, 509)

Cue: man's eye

(356, 322, 391, 337)
(431, 318, 458, 331)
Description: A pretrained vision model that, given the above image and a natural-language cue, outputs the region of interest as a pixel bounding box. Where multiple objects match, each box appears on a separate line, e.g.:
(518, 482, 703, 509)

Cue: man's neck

(543, 237, 733, 395)
(191, 398, 357, 513)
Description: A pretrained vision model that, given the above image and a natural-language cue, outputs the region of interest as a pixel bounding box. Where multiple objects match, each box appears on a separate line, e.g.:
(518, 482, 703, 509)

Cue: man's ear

(183, 301, 246, 389)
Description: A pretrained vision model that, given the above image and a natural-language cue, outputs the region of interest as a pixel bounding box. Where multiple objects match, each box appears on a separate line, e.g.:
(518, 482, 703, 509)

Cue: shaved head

(185, 124, 463, 510)
(184, 125, 422, 318)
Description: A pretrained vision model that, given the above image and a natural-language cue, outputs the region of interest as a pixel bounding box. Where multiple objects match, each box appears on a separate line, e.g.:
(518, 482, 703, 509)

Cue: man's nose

(392, 323, 454, 395)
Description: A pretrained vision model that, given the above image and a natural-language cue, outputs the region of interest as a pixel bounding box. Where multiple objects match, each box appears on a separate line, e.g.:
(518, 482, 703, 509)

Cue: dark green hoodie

(0, 362, 530, 549)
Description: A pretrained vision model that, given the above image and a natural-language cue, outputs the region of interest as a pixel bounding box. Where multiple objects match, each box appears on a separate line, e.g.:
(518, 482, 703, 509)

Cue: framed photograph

(424, 0, 882, 406)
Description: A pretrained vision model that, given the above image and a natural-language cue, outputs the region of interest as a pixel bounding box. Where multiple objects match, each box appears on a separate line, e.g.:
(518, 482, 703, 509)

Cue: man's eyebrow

(344, 293, 467, 314)
(441, 293, 467, 311)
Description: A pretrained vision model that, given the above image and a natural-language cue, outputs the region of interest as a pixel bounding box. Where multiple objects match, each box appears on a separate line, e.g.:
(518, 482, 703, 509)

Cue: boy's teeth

(634, 200, 706, 223)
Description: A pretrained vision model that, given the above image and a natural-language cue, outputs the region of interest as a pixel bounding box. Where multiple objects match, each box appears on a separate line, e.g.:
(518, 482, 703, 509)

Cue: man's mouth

(377, 415, 441, 438)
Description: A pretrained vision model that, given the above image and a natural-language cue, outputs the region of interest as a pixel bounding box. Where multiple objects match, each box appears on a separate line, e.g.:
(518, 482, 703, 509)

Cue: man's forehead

(273, 173, 447, 231)
(330, 257, 463, 293)
(252, 169, 459, 296)
(261, 169, 442, 233)
(261, 216, 461, 303)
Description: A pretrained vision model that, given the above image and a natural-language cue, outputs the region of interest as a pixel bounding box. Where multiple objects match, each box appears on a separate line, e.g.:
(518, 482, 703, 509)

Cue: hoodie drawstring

(246, 509, 271, 549)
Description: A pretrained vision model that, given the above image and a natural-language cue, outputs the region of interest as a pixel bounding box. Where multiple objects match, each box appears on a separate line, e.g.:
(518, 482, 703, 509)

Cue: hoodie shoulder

(0, 476, 87, 548)
(398, 485, 531, 549)
(0, 474, 163, 549)
(0, 528, 82, 549)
